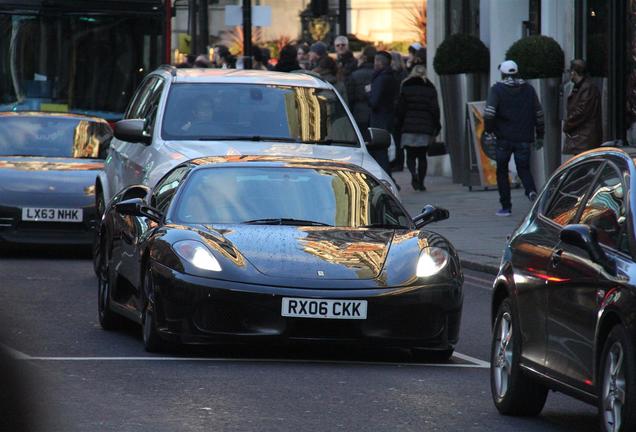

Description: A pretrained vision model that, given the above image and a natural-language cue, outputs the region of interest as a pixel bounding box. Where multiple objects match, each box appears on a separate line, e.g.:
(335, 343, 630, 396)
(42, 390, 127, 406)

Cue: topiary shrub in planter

(505, 35, 564, 79)
(433, 33, 489, 75)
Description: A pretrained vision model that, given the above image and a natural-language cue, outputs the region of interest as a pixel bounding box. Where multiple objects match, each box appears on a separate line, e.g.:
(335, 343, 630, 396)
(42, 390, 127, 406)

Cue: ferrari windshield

(0, 116, 112, 158)
(161, 84, 359, 146)
(174, 166, 409, 227)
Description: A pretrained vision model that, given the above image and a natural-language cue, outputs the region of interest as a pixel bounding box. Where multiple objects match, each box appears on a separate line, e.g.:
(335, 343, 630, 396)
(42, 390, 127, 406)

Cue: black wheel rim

(97, 241, 110, 320)
(142, 270, 154, 345)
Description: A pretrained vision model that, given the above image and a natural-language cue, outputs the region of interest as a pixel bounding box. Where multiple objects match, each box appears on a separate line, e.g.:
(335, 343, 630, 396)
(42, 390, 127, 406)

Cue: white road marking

(452, 352, 490, 368)
(4, 346, 489, 368)
(0, 343, 31, 360)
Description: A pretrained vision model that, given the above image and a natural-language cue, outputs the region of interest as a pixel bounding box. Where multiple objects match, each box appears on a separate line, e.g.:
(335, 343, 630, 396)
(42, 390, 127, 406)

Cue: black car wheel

(92, 193, 106, 276)
(490, 298, 547, 416)
(97, 240, 121, 330)
(599, 325, 636, 432)
(142, 269, 166, 353)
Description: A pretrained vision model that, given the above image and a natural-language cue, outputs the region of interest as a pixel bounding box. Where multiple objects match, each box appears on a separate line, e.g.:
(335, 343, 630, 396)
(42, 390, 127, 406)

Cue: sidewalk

(392, 169, 533, 274)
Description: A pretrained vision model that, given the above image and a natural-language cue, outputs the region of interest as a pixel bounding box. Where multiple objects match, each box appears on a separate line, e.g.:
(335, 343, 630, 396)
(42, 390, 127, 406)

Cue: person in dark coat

(346, 45, 377, 141)
(563, 59, 602, 154)
(395, 65, 441, 191)
(367, 50, 399, 174)
(390, 51, 408, 172)
(313, 56, 347, 104)
(274, 44, 301, 72)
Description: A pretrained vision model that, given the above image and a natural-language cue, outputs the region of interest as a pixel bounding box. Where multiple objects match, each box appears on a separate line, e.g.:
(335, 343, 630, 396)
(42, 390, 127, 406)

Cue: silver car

(96, 66, 396, 214)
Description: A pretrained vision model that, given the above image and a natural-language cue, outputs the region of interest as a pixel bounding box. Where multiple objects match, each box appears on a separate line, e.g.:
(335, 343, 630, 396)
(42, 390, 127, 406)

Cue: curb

(460, 259, 499, 275)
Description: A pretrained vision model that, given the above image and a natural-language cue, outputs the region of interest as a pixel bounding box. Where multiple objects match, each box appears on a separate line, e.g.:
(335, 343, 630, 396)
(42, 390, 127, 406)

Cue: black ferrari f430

(95, 156, 463, 357)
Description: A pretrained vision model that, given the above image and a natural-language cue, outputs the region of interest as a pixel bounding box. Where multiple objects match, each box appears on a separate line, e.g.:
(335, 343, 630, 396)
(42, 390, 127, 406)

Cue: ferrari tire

(97, 244, 122, 330)
(142, 269, 167, 353)
(490, 298, 547, 416)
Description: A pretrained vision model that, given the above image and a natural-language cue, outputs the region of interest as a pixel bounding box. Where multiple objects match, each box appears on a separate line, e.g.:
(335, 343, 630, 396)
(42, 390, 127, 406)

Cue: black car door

(545, 160, 629, 389)
(126, 165, 191, 309)
(509, 170, 564, 368)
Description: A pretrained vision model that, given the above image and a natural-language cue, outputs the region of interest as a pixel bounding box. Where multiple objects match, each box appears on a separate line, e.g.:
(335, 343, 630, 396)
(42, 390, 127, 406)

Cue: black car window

(174, 166, 410, 227)
(152, 166, 190, 214)
(544, 162, 601, 226)
(578, 163, 629, 253)
(537, 171, 564, 215)
(141, 79, 165, 135)
(126, 76, 159, 120)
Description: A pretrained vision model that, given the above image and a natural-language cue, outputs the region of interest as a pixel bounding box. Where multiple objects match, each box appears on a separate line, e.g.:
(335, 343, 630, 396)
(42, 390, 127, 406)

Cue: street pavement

(392, 168, 533, 274)
(0, 247, 598, 432)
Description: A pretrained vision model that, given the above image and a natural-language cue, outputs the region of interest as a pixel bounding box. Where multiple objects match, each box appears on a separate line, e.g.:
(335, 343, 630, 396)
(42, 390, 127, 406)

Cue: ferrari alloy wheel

(599, 326, 636, 432)
(142, 269, 166, 353)
(97, 241, 121, 330)
(490, 298, 547, 416)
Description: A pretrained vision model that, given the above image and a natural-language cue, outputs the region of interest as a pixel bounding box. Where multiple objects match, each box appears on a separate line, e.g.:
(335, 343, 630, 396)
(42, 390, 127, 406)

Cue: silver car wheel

(493, 311, 513, 399)
(603, 341, 626, 432)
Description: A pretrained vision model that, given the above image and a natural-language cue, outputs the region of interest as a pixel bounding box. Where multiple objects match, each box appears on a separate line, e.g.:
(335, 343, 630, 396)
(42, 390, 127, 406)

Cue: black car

(490, 147, 636, 431)
(0, 112, 112, 246)
(95, 155, 463, 357)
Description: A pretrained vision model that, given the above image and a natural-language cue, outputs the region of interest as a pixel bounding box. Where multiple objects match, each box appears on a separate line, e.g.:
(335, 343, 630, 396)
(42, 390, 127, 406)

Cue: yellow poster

(467, 101, 498, 188)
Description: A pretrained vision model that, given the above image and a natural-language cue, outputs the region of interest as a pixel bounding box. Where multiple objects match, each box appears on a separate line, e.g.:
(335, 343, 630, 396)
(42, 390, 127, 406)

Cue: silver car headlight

(173, 240, 222, 272)
(416, 247, 449, 277)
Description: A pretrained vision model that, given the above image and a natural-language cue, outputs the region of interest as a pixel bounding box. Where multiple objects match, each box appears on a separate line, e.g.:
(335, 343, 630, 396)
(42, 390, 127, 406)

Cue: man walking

(484, 60, 544, 217)
(368, 51, 399, 174)
(563, 59, 602, 155)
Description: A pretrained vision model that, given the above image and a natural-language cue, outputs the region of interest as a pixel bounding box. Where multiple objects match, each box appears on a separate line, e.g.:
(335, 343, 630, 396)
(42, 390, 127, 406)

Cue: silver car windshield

(161, 83, 359, 146)
(173, 166, 409, 227)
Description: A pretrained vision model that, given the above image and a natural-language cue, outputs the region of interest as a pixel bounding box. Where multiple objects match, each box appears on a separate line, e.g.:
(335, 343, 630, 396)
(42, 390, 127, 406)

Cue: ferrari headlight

(173, 240, 221, 272)
(416, 247, 449, 277)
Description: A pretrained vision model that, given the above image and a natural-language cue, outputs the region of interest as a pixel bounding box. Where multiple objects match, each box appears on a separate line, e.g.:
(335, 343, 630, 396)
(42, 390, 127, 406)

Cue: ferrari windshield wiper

(196, 135, 297, 142)
(359, 223, 410, 229)
(242, 218, 332, 226)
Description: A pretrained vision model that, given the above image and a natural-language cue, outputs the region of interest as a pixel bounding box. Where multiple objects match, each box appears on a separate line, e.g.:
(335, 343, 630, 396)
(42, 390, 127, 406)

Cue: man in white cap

(484, 59, 545, 217)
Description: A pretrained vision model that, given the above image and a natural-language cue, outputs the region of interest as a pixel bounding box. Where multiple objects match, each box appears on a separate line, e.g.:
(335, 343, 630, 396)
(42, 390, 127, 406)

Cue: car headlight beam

(416, 247, 449, 277)
(173, 240, 222, 272)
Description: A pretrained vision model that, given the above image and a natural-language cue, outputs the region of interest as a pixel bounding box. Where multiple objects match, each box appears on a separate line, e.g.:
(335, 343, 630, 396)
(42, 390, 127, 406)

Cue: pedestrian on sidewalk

(274, 44, 301, 72)
(368, 50, 399, 175)
(563, 59, 602, 155)
(394, 65, 440, 191)
(346, 45, 377, 141)
(334, 35, 357, 82)
(484, 60, 544, 217)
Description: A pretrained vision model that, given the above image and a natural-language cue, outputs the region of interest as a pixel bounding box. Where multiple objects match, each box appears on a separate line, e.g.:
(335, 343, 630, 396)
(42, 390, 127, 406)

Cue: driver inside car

(181, 98, 215, 133)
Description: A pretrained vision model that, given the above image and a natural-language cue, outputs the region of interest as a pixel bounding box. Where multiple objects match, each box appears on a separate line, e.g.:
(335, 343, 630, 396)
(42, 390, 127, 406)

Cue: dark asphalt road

(0, 247, 598, 432)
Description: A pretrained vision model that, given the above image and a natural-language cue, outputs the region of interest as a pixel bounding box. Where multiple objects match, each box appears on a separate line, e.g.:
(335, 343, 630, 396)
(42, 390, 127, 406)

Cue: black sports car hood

(200, 225, 394, 280)
(0, 157, 102, 206)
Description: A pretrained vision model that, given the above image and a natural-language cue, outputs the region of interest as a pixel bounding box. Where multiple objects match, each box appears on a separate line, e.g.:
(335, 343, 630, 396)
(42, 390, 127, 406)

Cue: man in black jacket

(484, 60, 544, 217)
(367, 51, 398, 174)
(346, 46, 376, 141)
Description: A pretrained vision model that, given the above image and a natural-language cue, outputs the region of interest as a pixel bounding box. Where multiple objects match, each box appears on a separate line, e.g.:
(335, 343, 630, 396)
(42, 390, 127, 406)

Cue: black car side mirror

(366, 128, 391, 150)
(413, 205, 450, 229)
(114, 198, 162, 223)
(114, 119, 151, 145)
(560, 224, 616, 274)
